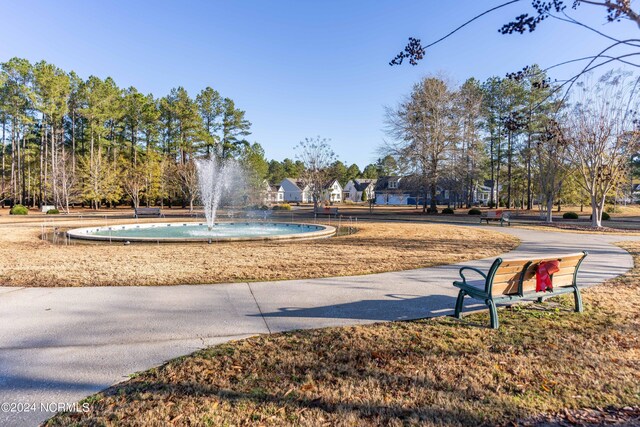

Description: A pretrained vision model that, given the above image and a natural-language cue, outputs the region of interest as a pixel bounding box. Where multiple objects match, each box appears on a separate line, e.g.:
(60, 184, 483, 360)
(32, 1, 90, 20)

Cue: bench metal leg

(487, 299, 499, 329)
(573, 286, 583, 312)
(454, 290, 466, 319)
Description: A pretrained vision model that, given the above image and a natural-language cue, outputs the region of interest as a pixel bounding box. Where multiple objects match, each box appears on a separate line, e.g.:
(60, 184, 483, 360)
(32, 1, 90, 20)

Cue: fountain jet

(196, 157, 241, 230)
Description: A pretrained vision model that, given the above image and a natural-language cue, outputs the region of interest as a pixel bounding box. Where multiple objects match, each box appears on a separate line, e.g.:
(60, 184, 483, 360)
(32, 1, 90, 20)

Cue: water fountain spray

(196, 157, 241, 230)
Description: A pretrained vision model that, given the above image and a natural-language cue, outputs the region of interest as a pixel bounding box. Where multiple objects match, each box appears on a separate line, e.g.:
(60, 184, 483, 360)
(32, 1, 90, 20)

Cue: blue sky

(0, 0, 636, 168)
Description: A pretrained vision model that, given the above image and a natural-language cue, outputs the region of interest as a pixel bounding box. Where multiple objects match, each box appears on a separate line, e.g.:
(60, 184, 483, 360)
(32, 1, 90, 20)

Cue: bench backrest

(484, 210, 503, 218)
(135, 207, 161, 215)
(487, 252, 587, 296)
(315, 207, 339, 214)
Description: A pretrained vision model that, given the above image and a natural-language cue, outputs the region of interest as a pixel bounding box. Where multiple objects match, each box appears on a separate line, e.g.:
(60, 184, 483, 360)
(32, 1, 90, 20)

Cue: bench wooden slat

(496, 253, 584, 266)
(522, 273, 575, 288)
(521, 266, 577, 279)
(491, 279, 521, 295)
(492, 272, 530, 285)
(492, 273, 577, 295)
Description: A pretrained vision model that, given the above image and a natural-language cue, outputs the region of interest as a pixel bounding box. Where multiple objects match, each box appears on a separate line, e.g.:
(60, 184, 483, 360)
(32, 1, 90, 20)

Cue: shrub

(9, 204, 28, 215)
(563, 212, 579, 220)
(468, 208, 482, 216)
(605, 205, 620, 214)
(426, 207, 438, 214)
(46, 208, 60, 215)
(244, 204, 269, 211)
(442, 207, 454, 214)
(272, 203, 292, 211)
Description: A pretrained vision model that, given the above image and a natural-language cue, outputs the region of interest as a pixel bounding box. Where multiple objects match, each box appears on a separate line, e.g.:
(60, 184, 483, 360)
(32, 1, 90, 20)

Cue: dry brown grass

(46, 243, 640, 427)
(514, 223, 640, 235)
(0, 217, 517, 287)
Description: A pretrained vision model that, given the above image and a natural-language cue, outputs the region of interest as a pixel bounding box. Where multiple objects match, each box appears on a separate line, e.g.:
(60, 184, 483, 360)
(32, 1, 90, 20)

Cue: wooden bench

(314, 207, 340, 217)
(134, 207, 164, 218)
(480, 209, 510, 226)
(453, 251, 588, 329)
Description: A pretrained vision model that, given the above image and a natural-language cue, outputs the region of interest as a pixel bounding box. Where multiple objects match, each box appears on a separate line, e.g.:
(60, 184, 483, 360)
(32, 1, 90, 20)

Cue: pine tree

(221, 98, 251, 158)
(196, 87, 223, 156)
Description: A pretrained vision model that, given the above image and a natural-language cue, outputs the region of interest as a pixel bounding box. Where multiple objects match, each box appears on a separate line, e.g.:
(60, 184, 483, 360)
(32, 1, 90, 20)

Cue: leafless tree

(294, 136, 337, 211)
(563, 71, 640, 227)
(174, 160, 199, 212)
(385, 76, 458, 211)
(456, 78, 485, 207)
(536, 119, 571, 222)
(51, 148, 79, 213)
(122, 163, 147, 209)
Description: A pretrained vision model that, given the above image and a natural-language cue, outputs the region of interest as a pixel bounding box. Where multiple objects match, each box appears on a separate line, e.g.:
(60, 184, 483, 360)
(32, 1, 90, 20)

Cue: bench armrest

(458, 266, 487, 285)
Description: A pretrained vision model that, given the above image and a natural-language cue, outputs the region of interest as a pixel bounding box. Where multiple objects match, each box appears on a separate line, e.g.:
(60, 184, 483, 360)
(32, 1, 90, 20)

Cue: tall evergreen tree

(221, 98, 251, 158)
(196, 87, 223, 156)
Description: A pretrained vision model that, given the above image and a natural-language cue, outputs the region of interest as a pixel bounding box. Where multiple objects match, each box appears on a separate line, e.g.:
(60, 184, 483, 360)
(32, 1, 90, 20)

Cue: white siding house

(323, 179, 343, 203)
(280, 178, 311, 203)
(343, 179, 376, 202)
(262, 181, 285, 204)
(374, 176, 407, 205)
(474, 185, 492, 205)
(473, 181, 501, 206)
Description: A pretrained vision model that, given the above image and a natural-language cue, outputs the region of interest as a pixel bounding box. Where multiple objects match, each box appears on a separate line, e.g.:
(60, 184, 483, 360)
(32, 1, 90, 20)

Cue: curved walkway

(0, 226, 637, 426)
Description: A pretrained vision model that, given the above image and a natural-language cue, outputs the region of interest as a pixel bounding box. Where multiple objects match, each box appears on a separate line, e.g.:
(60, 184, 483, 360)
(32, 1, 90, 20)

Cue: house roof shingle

(352, 179, 376, 191)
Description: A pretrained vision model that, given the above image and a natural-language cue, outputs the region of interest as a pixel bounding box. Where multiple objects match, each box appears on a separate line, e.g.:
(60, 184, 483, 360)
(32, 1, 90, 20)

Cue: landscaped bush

(605, 205, 620, 214)
(468, 208, 482, 215)
(9, 204, 28, 215)
(46, 208, 60, 215)
(245, 204, 269, 211)
(442, 207, 454, 214)
(563, 211, 579, 220)
(426, 207, 438, 214)
(272, 203, 292, 211)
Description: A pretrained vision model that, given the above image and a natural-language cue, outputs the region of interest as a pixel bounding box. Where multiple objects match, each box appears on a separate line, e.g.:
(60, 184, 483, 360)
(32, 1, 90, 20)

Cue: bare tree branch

(389, 0, 522, 65)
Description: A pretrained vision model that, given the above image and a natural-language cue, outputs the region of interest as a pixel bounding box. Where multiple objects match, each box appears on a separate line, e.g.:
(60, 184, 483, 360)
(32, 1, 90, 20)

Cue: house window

(389, 181, 398, 189)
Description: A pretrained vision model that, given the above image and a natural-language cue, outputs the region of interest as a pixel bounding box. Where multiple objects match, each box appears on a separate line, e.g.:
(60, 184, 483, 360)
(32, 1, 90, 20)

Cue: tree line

(384, 67, 640, 226)
(0, 57, 392, 212)
(0, 57, 263, 211)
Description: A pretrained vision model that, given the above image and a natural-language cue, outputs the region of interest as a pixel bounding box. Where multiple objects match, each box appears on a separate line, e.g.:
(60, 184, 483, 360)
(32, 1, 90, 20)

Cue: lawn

(0, 215, 517, 287)
(46, 242, 640, 426)
(513, 223, 640, 235)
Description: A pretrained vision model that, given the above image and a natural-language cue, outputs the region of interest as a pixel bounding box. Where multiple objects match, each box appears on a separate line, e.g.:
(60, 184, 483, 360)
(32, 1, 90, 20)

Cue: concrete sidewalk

(0, 226, 636, 426)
